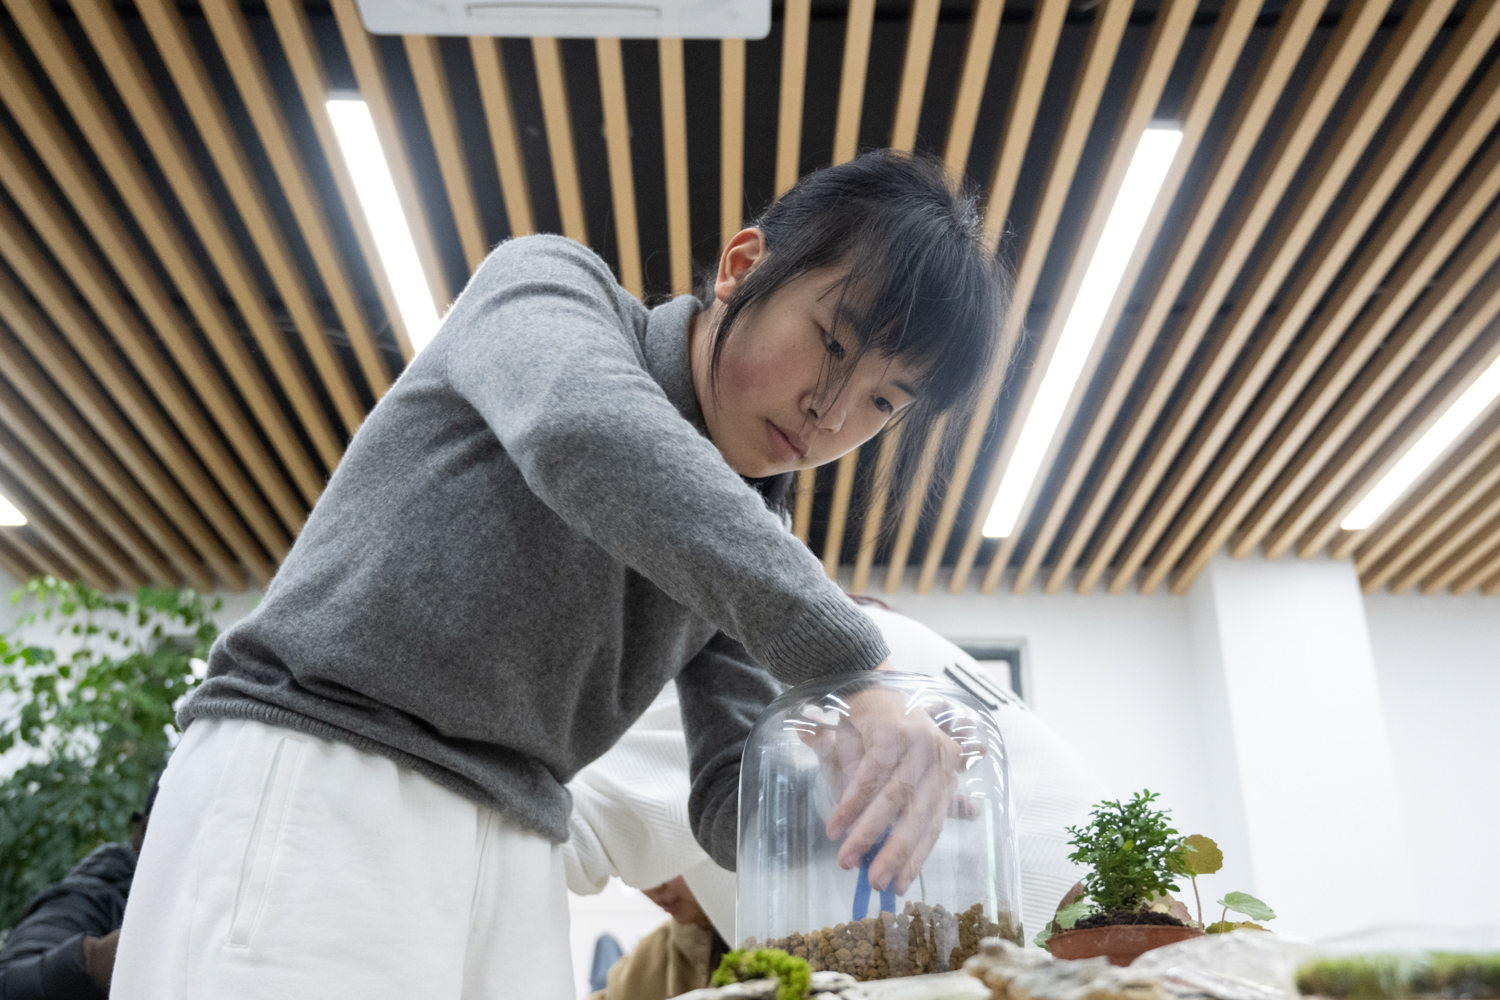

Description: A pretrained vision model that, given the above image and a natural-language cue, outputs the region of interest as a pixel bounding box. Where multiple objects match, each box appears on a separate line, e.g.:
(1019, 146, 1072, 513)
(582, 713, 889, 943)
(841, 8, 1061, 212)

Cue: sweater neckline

(644, 294, 707, 436)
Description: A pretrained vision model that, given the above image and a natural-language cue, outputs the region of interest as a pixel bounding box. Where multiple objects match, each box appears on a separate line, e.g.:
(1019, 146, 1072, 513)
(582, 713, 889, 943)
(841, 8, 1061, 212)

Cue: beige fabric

(590, 920, 715, 1000)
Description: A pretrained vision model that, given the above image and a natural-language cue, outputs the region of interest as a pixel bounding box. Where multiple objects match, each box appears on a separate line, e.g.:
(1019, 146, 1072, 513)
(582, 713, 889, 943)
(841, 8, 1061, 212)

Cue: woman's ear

(715, 227, 766, 304)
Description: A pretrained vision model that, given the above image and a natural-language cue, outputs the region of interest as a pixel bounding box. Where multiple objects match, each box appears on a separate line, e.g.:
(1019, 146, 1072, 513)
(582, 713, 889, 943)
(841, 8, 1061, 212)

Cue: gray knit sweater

(184, 235, 888, 865)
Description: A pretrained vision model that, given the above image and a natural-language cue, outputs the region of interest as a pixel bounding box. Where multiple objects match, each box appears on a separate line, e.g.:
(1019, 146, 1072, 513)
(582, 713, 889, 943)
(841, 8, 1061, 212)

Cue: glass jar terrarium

(737, 671, 1023, 981)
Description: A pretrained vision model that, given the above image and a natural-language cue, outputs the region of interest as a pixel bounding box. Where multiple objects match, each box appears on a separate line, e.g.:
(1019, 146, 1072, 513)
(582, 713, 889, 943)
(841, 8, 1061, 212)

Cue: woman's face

(690, 229, 920, 479)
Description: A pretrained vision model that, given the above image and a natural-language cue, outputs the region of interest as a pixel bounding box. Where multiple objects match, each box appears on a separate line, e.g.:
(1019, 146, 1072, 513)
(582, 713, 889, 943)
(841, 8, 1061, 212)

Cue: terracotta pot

(1047, 924, 1204, 966)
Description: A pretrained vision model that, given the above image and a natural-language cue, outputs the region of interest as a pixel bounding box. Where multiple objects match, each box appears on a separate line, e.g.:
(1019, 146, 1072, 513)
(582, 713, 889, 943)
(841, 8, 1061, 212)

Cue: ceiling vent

(354, 0, 770, 39)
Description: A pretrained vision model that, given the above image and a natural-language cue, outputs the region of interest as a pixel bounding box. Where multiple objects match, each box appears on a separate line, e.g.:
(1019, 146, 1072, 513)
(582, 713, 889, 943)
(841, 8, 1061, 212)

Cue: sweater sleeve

(675, 633, 784, 869)
(435, 235, 887, 685)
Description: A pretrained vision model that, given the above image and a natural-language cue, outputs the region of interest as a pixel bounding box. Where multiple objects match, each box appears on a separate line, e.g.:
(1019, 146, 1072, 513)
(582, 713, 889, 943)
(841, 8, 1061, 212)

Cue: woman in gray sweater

(111, 150, 1006, 999)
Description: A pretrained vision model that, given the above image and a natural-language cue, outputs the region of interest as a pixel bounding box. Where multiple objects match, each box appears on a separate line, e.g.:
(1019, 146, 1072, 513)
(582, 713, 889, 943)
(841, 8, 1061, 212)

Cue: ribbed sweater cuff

(755, 593, 889, 685)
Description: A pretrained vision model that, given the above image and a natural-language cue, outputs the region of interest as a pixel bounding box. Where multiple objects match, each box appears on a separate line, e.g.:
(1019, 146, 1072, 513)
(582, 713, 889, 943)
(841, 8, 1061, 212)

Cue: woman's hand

(818, 661, 968, 895)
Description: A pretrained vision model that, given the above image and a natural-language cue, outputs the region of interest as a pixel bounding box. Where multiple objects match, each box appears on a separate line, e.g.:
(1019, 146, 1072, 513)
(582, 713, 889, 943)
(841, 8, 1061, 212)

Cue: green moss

(1413, 953, 1500, 998)
(1296, 956, 1412, 1000)
(712, 948, 812, 1000)
(1296, 955, 1500, 1000)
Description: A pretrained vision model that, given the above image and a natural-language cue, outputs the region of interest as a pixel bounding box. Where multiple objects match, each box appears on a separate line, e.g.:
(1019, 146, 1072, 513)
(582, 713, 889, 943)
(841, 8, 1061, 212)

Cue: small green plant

(1065, 790, 1188, 916)
(0, 578, 220, 928)
(1042, 795, 1279, 947)
(1180, 834, 1275, 932)
(712, 948, 812, 1000)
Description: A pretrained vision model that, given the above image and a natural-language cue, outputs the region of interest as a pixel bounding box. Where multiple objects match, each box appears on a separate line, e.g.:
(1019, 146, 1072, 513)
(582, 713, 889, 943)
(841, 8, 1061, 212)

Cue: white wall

(1363, 592, 1500, 930)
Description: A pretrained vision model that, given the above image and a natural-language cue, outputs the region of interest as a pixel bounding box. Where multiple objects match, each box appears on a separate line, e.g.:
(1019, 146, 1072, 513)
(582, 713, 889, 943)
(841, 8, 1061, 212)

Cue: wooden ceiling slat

(0, 318, 227, 591)
(1302, 284, 1500, 561)
(942, 0, 1004, 177)
(1279, 194, 1500, 574)
(0, 19, 323, 512)
(0, 426, 146, 589)
(1252, 74, 1500, 559)
(1060, 0, 1326, 595)
(531, 38, 589, 244)
(3, 524, 78, 584)
(962, 0, 1198, 595)
(883, 412, 946, 592)
(0, 533, 40, 583)
(793, 470, 816, 542)
(1234, 144, 1500, 564)
(0, 478, 113, 588)
(1143, 0, 1465, 595)
(817, 0, 882, 571)
(1069, 0, 1337, 594)
(0, 277, 240, 590)
(883, 0, 1064, 588)
(596, 38, 645, 297)
(775, 0, 811, 196)
(268, 0, 412, 363)
(821, 450, 859, 576)
(139, 0, 369, 441)
(1037, 0, 1260, 595)
(1210, 2, 1500, 569)
(205, 2, 392, 400)
(1358, 412, 1500, 588)
(980, 0, 1066, 246)
(890, 0, 941, 153)
(330, 0, 453, 312)
(833, 0, 876, 165)
(915, 0, 1133, 595)
(660, 38, 693, 296)
(0, 138, 294, 559)
(0, 470, 111, 588)
(69, 0, 346, 472)
(0, 200, 279, 583)
(721, 38, 745, 245)
(471, 38, 536, 240)
(1103, 0, 1392, 595)
(1403, 465, 1500, 595)
(405, 34, 489, 274)
(1452, 531, 1500, 594)
(1417, 497, 1500, 594)
(851, 427, 900, 593)
(0, 381, 174, 586)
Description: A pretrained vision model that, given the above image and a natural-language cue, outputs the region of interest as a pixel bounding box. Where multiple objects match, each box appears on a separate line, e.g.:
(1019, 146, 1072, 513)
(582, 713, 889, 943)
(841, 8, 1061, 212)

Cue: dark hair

(702, 149, 1008, 523)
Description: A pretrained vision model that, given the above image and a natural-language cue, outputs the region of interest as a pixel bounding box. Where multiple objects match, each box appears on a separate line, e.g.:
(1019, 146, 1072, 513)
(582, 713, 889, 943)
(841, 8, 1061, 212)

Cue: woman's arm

(675, 634, 783, 869)
(436, 236, 886, 686)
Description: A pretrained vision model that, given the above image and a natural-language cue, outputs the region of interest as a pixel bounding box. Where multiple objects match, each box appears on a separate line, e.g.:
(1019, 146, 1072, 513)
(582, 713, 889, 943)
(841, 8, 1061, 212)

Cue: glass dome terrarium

(737, 671, 1023, 982)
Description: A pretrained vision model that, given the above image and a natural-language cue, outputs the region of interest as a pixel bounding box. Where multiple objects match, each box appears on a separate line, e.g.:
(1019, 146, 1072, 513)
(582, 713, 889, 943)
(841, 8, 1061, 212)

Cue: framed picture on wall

(947, 642, 1030, 707)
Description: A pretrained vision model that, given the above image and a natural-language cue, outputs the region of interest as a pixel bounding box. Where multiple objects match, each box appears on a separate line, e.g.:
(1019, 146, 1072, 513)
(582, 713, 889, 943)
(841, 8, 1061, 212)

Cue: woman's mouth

(766, 421, 807, 464)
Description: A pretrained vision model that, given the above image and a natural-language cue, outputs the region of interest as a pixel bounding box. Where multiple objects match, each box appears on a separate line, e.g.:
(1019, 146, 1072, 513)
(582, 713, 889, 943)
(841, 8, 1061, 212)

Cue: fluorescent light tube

(0, 492, 25, 526)
(1341, 354, 1500, 531)
(983, 127, 1183, 539)
(326, 98, 440, 353)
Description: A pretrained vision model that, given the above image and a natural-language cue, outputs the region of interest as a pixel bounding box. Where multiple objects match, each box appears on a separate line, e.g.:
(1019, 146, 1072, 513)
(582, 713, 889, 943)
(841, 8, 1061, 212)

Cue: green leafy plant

(0, 578, 220, 928)
(712, 948, 812, 1000)
(1180, 833, 1275, 932)
(1033, 898, 1094, 948)
(1065, 790, 1188, 916)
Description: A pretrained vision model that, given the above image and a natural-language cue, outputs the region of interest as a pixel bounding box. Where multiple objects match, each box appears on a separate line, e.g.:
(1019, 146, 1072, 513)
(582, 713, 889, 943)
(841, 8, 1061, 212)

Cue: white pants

(112, 718, 574, 1000)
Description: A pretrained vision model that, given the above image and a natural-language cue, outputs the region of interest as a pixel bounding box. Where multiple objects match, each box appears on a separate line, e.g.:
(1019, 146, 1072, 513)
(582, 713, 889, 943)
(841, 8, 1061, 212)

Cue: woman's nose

(810, 400, 846, 434)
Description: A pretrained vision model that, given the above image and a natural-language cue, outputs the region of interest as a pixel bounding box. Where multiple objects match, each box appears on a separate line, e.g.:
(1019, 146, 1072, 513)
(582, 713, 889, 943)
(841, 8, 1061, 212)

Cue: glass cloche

(737, 671, 1022, 981)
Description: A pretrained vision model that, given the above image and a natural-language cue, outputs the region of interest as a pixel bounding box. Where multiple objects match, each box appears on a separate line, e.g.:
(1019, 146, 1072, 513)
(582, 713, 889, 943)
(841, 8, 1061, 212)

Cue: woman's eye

(822, 329, 845, 359)
(874, 396, 893, 415)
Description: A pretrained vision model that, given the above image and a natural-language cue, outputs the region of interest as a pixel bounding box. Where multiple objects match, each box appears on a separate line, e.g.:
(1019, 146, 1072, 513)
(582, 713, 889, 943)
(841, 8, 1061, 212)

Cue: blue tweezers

(852, 830, 897, 921)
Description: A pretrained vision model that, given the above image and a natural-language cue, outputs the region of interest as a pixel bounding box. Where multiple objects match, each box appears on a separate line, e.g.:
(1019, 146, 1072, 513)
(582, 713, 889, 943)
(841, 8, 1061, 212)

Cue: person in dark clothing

(0, 787, 153, 999)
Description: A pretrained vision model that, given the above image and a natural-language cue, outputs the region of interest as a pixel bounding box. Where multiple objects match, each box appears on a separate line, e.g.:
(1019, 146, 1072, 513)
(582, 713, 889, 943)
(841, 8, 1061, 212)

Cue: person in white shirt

(563, 603, 1090, 947)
